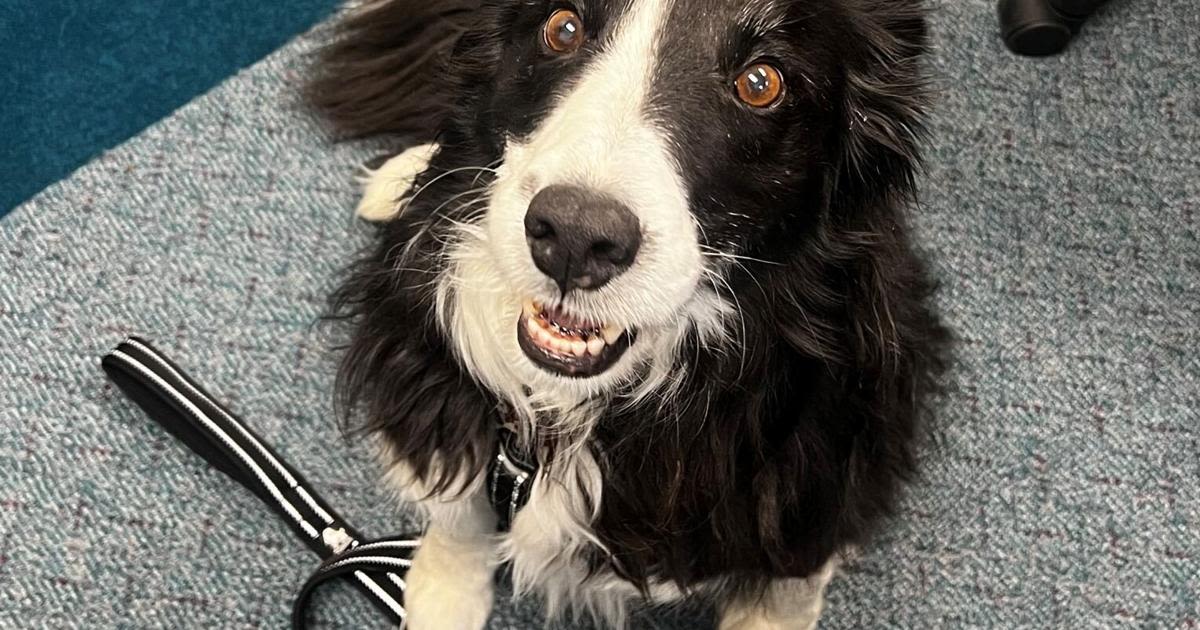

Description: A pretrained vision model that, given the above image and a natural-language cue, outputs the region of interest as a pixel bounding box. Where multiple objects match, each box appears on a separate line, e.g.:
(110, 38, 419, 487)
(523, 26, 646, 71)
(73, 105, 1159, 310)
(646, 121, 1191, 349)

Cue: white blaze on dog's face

(439, 0, 841, 417)
(444, 0, 717, 412)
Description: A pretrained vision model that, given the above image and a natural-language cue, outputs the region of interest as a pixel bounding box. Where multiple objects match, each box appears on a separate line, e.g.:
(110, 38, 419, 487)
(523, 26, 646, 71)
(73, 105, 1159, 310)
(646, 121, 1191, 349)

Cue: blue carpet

(0, 0, 340, 216)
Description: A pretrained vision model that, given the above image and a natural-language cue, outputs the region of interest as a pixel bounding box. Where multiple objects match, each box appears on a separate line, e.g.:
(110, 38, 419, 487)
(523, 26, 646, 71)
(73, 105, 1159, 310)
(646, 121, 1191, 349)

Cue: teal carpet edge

(0, 0, 342, 217)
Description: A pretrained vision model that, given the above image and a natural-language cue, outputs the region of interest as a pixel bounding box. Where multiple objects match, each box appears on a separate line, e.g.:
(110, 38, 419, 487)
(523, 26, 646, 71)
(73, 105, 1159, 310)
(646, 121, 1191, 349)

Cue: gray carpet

(2, 1, 1197, 627)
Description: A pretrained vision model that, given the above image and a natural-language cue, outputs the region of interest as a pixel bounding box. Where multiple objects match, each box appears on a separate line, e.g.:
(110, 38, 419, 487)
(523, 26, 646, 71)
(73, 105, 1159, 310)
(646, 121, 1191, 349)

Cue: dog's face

(440, 0, 899, 409)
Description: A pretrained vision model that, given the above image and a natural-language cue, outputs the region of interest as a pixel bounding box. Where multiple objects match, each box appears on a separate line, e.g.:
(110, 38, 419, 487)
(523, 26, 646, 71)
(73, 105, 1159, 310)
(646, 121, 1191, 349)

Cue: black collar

(488, 417, 538, 531)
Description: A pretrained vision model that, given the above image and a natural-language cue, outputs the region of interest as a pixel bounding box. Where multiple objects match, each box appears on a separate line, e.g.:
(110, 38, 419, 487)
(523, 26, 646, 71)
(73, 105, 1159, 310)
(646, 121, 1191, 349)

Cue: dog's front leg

(396, 465, 497, 630)
(717, 560, 836, 630)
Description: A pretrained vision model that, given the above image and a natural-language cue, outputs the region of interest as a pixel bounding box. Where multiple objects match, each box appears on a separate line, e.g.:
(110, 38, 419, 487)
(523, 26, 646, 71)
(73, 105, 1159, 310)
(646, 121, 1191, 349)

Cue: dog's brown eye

(544, 9, 585, 54)
(735, 63, 785, 108)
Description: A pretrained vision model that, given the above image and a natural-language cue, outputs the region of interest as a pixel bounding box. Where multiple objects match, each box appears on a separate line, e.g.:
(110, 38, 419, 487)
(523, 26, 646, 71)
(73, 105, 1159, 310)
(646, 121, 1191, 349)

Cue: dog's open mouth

(517, 299, 632, 378)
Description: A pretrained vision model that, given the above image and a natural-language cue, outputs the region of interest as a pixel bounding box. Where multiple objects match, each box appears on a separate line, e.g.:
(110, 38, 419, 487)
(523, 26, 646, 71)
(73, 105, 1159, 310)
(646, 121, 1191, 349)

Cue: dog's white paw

(719, 612, 819, 630)
(718, 572, 830, 630)
(356, 143, 439, 222)
(404, 532, 494, 630)
(715, 571, 830, 628)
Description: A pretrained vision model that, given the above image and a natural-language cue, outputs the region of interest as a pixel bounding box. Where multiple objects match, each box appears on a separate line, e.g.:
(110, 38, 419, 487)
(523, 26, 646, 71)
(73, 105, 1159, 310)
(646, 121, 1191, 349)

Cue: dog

(308, 0, 949, 627)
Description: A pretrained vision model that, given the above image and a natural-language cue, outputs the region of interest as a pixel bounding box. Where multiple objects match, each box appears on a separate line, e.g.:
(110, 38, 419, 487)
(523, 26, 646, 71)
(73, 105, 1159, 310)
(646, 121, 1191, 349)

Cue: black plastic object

(998, 0, 1111, 56)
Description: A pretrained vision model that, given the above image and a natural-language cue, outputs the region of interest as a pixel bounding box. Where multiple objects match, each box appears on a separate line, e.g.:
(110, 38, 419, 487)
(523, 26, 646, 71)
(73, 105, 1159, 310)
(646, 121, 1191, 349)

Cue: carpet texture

(0, 0, 340, 216)
(1, 1, 1198, 628)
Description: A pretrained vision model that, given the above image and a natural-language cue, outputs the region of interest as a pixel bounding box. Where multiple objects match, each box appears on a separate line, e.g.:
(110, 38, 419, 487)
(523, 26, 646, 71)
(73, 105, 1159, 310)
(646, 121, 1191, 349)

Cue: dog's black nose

(524, 185, 641, 293)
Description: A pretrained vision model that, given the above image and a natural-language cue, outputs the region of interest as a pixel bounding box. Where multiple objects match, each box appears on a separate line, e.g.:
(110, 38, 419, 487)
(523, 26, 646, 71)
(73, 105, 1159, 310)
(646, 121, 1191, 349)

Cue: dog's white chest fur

(499, 447, 670, 625)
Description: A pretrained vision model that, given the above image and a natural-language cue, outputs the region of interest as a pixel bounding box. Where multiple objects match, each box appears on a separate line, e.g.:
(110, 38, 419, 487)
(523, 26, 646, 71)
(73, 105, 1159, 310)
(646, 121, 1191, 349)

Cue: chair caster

(998, 0, 1109, 56)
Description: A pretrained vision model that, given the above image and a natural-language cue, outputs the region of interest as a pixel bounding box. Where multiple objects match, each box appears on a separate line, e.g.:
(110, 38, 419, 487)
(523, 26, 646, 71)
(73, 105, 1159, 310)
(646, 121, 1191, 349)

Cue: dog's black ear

(306, 0, 481, 141)
(765, 0, 946, 436)
(769, 2, 936, 373)
(833, 0, 930, 208)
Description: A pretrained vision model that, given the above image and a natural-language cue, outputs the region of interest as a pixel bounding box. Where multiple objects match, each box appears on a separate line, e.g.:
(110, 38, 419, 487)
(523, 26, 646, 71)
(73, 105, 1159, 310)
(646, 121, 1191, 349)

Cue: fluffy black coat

(311, 0, 949, 596)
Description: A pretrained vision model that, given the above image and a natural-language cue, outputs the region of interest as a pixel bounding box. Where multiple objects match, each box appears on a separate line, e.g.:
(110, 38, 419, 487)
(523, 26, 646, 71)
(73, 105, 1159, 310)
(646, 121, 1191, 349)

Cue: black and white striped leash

(101, 337, 417, 629)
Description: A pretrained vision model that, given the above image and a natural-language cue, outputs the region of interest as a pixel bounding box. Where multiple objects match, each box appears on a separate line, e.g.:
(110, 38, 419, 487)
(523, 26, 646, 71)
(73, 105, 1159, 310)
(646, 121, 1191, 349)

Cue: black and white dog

(309, 0, 948, 627)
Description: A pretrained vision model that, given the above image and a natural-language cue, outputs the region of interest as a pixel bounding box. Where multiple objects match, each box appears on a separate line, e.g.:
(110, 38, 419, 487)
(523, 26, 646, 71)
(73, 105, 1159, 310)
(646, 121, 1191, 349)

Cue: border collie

(308, 0, 949, 627)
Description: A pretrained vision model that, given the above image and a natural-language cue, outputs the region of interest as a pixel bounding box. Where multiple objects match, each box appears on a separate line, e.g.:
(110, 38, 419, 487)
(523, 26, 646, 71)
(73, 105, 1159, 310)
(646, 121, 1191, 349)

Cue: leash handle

(101, 337, 413, 628)
(292, 535, 421, 629)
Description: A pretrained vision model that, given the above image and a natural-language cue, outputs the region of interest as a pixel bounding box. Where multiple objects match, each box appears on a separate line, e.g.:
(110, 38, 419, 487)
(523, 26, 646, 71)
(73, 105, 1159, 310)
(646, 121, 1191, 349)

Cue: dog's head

(314, 0, 931, 433)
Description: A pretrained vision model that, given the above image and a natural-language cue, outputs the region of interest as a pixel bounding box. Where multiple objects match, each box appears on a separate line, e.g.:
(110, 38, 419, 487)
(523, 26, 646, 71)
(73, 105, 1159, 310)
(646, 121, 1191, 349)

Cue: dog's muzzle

(517, 185, 641, 378)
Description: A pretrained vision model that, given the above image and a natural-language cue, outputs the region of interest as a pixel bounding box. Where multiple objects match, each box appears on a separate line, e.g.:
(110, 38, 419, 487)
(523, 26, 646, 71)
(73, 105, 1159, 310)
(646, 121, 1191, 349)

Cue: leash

(101, 337, 538, 628)
(102, 337, 414, 628)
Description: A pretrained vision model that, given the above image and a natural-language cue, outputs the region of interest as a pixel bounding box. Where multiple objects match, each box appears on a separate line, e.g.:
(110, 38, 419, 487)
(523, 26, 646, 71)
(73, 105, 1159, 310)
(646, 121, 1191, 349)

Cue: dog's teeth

(523, 297, 627, 358)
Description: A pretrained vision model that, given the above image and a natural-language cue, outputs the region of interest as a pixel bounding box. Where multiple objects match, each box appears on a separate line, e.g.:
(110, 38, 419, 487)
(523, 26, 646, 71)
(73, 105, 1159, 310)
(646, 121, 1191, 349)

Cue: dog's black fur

(311, 0, 949, 602)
